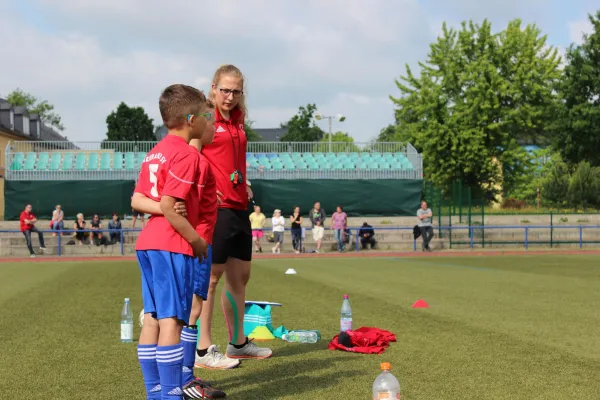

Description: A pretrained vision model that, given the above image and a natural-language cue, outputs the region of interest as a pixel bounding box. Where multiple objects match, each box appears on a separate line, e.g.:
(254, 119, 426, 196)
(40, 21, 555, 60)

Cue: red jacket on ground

(328, 327, 396, 354)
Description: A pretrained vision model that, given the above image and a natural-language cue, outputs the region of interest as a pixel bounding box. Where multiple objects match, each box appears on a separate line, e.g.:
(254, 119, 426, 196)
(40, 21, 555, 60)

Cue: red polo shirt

(20, 211, 35, 232)
(201, 108, 248, 210)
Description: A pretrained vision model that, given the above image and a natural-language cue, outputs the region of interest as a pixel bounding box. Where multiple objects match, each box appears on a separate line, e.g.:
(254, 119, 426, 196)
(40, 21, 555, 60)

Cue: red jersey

(195, 155, 218, 244)
(20, 211, 35, 231)
(201, 108, 248, 210)
(134, 134, 201, 256)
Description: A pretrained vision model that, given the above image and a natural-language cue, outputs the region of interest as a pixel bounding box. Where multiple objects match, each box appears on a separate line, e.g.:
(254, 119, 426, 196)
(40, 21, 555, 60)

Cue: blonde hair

(210, 64, 247, 122)
(76, 213, 83, 219)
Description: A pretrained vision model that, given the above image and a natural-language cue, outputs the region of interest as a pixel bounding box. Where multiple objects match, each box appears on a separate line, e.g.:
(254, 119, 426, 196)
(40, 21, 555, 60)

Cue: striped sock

(181, 327, 198, 386)
(156, 344, 184, 399)
(137, 344, 161, 400)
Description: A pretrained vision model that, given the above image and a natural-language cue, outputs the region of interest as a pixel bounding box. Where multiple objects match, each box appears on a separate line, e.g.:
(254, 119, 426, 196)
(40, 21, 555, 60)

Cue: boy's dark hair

(159, 84, 211, 130)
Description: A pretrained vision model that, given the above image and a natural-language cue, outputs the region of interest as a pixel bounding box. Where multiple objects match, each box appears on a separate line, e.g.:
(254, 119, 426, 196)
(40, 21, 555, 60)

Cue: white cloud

(568, 17, 594, 45)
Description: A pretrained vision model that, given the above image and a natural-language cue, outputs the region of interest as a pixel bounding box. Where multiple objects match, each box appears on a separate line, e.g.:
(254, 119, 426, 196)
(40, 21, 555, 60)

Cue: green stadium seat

(49, 153, 62, 171)
(272, 164, 284, 171)
(379, 163, 391, 170)
(135, 152, 146, 169)
(308, 164, 320, 170)
(62, 153, 73, 170)
(124, 153, 135, 170)
(357, 163, 368, 170)
(36, 153, 49, 170)
(23, 153, 36, 170)
(75, 153, 87, 171)
(10, 152, 24, 170)
(88, 153, 99, 170)
(113, 152, 124, 170)
(100, 153, 111, 170)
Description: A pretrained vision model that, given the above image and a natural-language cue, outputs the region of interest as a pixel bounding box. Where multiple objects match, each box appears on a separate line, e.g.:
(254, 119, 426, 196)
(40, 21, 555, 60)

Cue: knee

(208, 274, 221, 291)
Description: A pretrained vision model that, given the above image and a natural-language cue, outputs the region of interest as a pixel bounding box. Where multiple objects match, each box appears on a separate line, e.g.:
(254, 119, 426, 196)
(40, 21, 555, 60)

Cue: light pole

(315, 112, 346, 153)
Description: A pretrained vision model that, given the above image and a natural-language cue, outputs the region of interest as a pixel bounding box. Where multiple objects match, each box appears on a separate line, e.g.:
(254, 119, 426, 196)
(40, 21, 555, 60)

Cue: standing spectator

(309, 201, 326, 253)
(20, 204, 46, 258)
(271, 209, 285, 254)
(249, 205, 266, 253)
(73, 213, 87, 245)
(50, 204, 64, 236)
(417, 201, 434, 252)
(359, 222, 377, 250)
(330, 205, 348, 252)
(90, 214, 104, 245)
(108, 213, 122, 244)
(290, 206, 303, 254)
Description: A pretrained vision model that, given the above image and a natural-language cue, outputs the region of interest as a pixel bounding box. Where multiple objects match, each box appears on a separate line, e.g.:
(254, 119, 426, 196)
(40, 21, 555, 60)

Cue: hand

(217, 190, 224, 205)
(173, 201, 187, 217)
(247, 186, 254, 200)
(191, 237, 208, 259)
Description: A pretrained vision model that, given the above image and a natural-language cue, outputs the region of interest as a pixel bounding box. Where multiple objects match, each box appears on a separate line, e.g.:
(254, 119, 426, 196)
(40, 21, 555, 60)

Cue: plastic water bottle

(340, 294, 352, 332)
(281, 330, 321, 343)
(372, 362, 401, 400)
(121, 298, 134, 343)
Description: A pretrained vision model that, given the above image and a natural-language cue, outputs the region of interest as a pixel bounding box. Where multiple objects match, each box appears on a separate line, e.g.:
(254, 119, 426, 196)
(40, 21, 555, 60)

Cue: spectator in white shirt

(271, 209, 285, 254)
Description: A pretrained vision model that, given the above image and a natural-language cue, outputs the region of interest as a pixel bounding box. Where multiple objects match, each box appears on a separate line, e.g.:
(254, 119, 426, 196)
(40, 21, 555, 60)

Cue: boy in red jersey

(134, 84, 212, 400)
(132, 106, 226, 399)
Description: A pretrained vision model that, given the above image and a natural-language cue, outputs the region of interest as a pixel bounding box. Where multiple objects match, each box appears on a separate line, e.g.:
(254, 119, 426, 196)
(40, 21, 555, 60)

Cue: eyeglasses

(187, 112, 213, 122)
(218, 87, 244, 98)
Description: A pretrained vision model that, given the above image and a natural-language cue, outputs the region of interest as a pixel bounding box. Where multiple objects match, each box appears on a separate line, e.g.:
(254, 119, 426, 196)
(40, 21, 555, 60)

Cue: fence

(3, 225, 600, 257)
(4, 140, 423, 181)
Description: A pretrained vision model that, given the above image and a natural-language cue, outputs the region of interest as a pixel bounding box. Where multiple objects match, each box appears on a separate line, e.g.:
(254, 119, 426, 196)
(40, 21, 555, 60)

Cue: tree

(568, 161, 600, 210)
(376, 124, 398, 142)
(542, 158, 571, 208)
(244, 120, 263, 142)
(553, 10, 600, 166)
(105, 102, 154, 142)
(279, 103, 325, 142)
(316, 131, 359, 152)
(6, 88, 64, 131)
(391, 19, 561, 197)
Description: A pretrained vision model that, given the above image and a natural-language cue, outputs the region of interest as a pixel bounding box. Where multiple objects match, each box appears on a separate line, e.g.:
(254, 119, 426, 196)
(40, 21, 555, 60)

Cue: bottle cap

(380, 362, 391, 371)
(125, 298, 130, 302)
(343, 294, 349, 299)
(281, 334, 287, 341)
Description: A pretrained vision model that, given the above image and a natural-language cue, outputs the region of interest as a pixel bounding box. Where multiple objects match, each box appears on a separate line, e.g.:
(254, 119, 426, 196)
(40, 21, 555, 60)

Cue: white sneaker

(271, 247, 276, 254)
(194, 345, 240, 370)
(276, 248, 281, 254)
(30, 254, 36, 258)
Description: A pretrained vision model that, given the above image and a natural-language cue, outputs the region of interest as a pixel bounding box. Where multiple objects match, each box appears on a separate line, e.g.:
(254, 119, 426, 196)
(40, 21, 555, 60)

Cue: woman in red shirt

(195, 65, 272, 368)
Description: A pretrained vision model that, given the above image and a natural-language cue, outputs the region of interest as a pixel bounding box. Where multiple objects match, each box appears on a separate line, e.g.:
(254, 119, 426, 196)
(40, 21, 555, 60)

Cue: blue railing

(3, 225, 600, 257)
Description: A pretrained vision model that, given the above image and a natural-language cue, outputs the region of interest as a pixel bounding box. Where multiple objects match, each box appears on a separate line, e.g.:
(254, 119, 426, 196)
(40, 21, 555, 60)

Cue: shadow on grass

(271, 341, 330, 358)
(217, 354, 359, 399)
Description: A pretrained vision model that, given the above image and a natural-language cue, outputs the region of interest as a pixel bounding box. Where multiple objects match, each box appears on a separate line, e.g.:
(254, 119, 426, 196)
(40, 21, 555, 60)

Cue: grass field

(1, 254, 600, 399)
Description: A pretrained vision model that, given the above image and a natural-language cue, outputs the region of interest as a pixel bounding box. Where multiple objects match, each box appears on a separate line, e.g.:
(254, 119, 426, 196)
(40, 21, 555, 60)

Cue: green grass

(2, 255, 600, 399)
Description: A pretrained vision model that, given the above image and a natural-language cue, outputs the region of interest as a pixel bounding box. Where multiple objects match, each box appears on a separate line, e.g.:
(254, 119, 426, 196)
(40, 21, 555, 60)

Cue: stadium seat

(36, 153, 49, 170)
(113, 152, 124, 170)
(124, 153, 135, 170)
(62, 153, 73, 170)
(47, 153, 60, 171)
(75, 153, 87, 171)
(135, 153, 146, 169)
(23, 153, 36, 170)
(10, 152, 24, 170)
(100, 153, 111, 170)
(88, 153, 99, 171)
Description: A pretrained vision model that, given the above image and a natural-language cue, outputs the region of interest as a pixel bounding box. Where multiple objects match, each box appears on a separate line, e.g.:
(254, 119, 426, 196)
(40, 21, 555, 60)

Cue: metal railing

(2, 225, 600, 257)
(4, 140, 423, 181)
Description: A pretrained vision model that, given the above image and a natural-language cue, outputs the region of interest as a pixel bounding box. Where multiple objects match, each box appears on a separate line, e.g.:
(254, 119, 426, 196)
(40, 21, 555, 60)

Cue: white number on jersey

(148, 163, 159, 198)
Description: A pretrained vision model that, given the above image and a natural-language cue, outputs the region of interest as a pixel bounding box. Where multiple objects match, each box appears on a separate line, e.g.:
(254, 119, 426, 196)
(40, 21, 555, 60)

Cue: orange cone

(412, 299, 429, 308)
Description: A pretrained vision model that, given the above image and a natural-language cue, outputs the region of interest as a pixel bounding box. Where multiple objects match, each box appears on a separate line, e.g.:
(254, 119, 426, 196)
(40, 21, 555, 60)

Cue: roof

(0, 97, 71, 143)
(254, 127, 288, 141)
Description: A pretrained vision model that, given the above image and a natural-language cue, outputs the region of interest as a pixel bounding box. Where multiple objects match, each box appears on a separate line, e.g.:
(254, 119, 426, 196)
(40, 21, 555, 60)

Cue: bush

(502, 198, 527, 209)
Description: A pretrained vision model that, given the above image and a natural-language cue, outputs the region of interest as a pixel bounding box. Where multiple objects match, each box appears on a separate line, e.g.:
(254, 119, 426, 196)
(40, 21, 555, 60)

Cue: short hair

(159, 84, 211, 130)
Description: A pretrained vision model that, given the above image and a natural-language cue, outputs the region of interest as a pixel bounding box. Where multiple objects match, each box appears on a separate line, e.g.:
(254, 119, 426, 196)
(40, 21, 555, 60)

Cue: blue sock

(137, 344, 162, 400)
(156, 344, 184, 399)
(180, 327, 198, 386)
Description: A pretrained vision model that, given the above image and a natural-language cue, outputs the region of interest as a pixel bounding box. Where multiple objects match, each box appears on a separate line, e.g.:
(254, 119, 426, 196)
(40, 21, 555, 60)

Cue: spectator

(90, 214, 104, 245)
(359, 222, 377, 250)
(290, 206, 303, 254)
(309, 201, 326, 253)
(108, 213, 122, 244)
(73, 213, 88, 245)
(20, 204, 46, 258)
(50, 204, 64, 236)
(330, 205, 348, 252)
(249, 205, 266, 253)
(417, 201, 434, 252)
(271, 209, 285, 254)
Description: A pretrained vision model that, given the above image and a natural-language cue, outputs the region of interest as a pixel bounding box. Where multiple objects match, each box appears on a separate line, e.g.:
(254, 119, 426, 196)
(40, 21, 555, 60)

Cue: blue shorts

(194, 245, 212, 300)
(137, 250, 195, 323)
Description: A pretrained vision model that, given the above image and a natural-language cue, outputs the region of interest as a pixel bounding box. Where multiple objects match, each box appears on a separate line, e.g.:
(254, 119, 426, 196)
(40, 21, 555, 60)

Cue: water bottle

(372, 362, 401, 400)
(281, 330, 321, 343)
(340, 294, 352, 332)
(121, 298, 134, 343)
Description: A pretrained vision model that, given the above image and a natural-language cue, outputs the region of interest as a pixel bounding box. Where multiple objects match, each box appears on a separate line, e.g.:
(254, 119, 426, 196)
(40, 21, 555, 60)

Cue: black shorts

(212, 208, 252, 264)
(132, 209, 143, 218)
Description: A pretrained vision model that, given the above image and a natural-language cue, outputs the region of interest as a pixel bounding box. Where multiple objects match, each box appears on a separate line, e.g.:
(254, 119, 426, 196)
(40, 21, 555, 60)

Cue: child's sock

(181, 327, 198, 386)
(156, 344, 184, 399)
(137, 344, 162, 400)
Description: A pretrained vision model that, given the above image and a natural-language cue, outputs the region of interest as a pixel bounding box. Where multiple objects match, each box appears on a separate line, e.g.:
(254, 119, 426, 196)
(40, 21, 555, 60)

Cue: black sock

(231, 337, 248, 349)
(196, 348, 208, 357)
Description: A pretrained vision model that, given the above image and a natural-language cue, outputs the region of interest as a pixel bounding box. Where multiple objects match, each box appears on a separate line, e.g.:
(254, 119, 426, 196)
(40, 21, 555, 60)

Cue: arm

(132, 192, 163, 215)
(160, 195, 206, 257)
(298, 216, 303, 224)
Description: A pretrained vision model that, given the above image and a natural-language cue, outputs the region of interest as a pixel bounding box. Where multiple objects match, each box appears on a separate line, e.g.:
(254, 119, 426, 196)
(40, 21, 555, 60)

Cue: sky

(0, 0, 596, 143)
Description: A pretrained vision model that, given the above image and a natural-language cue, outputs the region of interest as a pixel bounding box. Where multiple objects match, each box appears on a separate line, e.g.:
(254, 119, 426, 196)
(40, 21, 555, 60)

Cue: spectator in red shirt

(20, 204, 46, 258)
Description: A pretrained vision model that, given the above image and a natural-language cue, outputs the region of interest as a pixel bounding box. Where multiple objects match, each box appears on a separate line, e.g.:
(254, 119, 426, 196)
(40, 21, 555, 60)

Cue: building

(253, 127, 288, 141)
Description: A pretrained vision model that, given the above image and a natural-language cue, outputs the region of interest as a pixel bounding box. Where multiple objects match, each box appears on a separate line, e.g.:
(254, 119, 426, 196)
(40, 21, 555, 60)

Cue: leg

(425, 227, 434, 250)
(132, 215, 137, 230)
(140, 215, 146, 229)
(22, 230, 34, 255)
(32, 226, 46, 249)
(361, 237, 368, 250)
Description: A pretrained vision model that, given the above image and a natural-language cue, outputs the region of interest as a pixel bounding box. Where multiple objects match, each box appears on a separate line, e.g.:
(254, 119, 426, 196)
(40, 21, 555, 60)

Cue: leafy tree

(553, 10, 600, 166)
(6, 88, 64, 131)
(316, 131, 359, 152)
(376, 124, 398, 142)
(391, 19, 561, 197)
(568, 161, 600, 210)
(279, 103, 325, 142)
(105, 102, 154, 142)
(542, 156, 571, 208)
(244, 120, 263, 142)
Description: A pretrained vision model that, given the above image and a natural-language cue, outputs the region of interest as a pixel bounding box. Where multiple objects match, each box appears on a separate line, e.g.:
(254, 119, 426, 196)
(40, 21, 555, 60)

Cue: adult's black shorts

(212, 208, 252, 264)
(132, 209, 144, 218)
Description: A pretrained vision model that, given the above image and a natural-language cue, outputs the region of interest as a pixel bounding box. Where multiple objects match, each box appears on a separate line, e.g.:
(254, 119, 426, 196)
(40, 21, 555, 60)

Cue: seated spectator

(90, 214, 104, 245)
(359, 222, 377, 250)
(271, 209, 285, 254)
(50, 204, 64, 236)
(108, 213, 122, 244)
(20, 204, 47, 258)
(73, 213, 88, 245)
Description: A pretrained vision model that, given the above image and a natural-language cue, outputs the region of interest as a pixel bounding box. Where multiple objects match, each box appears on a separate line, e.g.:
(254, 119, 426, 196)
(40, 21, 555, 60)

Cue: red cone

(412, 299, 429, 308)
